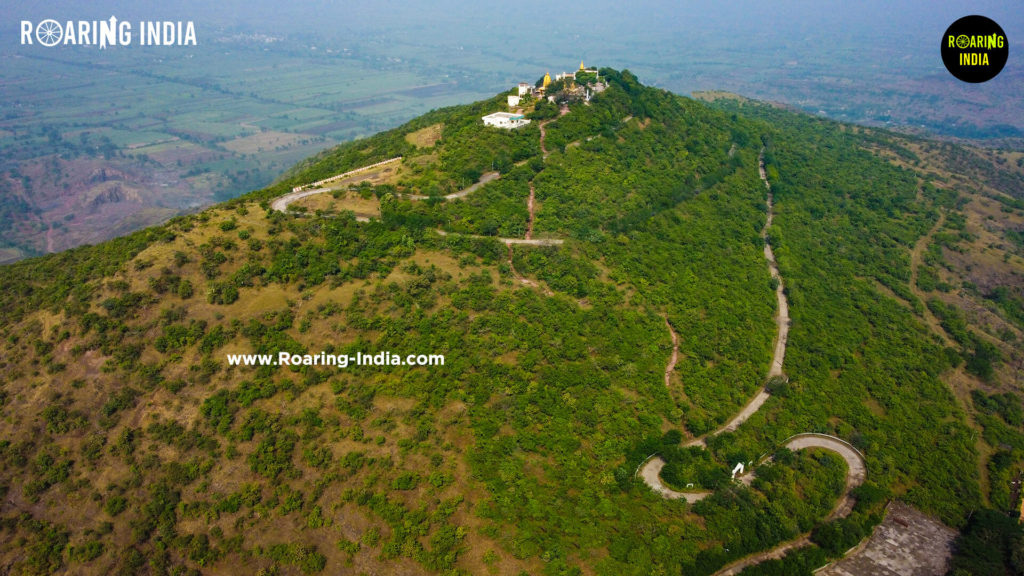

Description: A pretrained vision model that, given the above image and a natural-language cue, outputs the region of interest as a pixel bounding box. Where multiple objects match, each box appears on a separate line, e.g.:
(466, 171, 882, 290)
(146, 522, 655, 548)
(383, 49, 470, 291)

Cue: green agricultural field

(0, 42, 498, 260)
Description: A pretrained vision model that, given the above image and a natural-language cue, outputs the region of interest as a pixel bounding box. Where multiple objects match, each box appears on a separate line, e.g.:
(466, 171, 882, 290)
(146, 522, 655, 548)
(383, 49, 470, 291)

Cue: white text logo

(20, 17, 197, 48)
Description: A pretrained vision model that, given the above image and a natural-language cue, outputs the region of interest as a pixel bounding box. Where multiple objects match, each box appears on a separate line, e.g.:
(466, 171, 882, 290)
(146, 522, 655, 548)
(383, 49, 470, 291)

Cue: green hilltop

(1, 68, 1023, 575)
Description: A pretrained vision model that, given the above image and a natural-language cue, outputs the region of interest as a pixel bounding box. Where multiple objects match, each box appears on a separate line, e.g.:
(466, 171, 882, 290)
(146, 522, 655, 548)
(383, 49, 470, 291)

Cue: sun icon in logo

(955, 35, 970, 49)
(36, 20, 63, 47)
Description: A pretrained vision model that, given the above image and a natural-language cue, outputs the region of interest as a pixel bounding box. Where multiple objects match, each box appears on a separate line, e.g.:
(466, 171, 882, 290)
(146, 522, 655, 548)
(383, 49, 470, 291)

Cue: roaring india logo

(20, 16, 197, 48)
(941, 15, 1009, 83)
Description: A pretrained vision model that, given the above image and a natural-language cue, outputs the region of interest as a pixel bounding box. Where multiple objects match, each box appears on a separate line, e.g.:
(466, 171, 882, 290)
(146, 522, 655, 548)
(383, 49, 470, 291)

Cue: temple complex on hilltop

(491, 61, 607, 127)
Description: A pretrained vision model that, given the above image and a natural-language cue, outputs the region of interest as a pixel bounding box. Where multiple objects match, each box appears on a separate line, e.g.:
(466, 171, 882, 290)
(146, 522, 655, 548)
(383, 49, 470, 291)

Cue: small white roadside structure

(482, 112, 530, 129)
(731, 462, 745, 479)
(507, 95, 521, 108)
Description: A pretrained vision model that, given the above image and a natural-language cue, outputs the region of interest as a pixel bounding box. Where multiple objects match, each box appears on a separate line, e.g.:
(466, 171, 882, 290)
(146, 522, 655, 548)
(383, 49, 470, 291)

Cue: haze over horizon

(1, 0, 1020, 260)
(6, 0, 1022, 129)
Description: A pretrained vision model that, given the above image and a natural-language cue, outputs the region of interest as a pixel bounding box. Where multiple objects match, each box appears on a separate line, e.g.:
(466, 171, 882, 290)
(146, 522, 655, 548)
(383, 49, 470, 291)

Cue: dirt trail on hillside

(529, 113, 560, 236)
(507, 245, 553, 295)
(539, 122, 550, 158)
(537, 106, 567, 157)
(761, 161, 790, 381)
(910, 212, 952, 346)
(664, 317, 679, 387)
(706, 154, 791, 436)
(526, 181, 536, 240)
(525, 107, 568, 242)
(434, 228, 563, 246)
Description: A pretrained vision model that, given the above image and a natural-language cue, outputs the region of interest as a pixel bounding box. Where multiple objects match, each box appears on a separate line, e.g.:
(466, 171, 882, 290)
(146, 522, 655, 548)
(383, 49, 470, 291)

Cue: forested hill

(1, 69, 1022, 576)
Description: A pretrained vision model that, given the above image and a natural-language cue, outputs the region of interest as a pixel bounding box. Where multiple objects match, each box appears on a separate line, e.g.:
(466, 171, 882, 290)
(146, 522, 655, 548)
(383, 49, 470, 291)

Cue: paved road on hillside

(272, 167, 498, 212)
(639, 151, 867, 575)
(641, 149, 792, 491)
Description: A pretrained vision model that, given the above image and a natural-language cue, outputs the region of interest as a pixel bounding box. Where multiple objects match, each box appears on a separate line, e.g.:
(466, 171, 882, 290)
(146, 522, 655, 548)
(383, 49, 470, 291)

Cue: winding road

(270, 138, 867, 572)
(272, 108, 569, 257)
(270, 187, 334, 213)
(272, 163, 499, 214)
(270, 157, 403, 212)
(638, 150, 867, 571)
(400, 171, 501, 201)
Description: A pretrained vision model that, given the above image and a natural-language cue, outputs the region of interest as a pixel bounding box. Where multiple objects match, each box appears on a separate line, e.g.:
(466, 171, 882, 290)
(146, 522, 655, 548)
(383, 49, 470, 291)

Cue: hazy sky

(8, 1, 1021, 64)
(5, 0, 1022, 130)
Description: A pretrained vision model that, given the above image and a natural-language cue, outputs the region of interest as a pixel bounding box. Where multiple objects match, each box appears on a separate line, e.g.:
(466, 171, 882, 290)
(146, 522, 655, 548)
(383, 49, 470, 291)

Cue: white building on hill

(482, 112, 530, 129)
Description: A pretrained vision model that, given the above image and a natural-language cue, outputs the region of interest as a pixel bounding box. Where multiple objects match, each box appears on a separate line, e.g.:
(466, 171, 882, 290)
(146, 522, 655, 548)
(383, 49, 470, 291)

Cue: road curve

(272, 166, 499, 212)
(270, 187, 332, 213)
(402, 171, 501, 201)
(639, 457, 709, 503)
(643, 148, 789, 455)
(270, 129, 565, 252)
(639, 150, 865, 572)
(640, 433, 867, 508)
(785, 434, 866, 521)
(271, 157, 403, 212)
(712, 434, 867, 576)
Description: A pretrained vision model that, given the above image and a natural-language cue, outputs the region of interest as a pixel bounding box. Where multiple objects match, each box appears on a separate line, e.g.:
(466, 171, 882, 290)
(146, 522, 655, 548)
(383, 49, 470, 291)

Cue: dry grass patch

(292, 190, 380, 217)
(404, 123, 443, 148)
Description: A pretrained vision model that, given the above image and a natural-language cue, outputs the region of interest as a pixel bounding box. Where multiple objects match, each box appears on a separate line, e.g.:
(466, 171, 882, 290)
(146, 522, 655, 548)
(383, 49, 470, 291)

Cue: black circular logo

(941, 15, 1008, 83)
